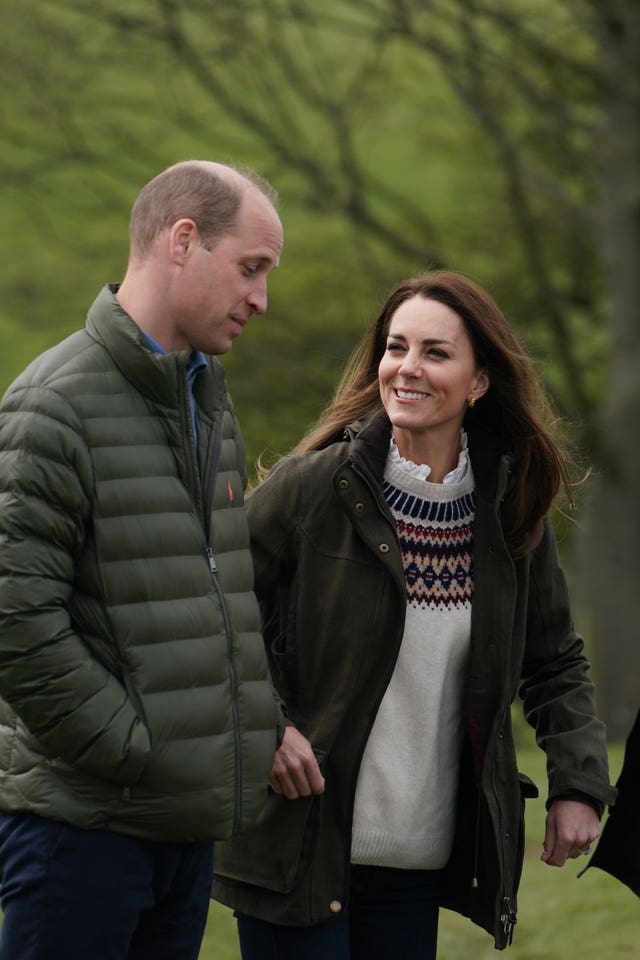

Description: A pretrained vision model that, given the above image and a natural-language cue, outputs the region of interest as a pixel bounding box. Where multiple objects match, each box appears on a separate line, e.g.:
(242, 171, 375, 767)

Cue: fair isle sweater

(351, 437, 475, 870)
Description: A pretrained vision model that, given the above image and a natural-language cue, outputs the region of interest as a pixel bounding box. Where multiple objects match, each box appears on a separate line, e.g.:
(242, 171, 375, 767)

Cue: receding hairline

(165, 159, 278, 206)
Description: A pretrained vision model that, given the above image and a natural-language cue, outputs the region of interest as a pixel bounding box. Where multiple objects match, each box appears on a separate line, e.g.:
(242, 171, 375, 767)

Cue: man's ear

(169, 219, 198, 265)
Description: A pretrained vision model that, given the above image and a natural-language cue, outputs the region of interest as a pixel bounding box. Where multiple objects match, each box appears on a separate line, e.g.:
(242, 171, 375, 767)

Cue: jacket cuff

(546, 791, 604, 819)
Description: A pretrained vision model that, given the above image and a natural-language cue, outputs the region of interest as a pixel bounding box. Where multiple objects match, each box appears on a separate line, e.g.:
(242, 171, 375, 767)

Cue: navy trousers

(236, 864, 441, 960)
(0, 811, 214, 960)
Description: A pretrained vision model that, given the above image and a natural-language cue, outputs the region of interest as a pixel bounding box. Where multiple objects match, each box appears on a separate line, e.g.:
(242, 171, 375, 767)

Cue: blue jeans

(0, 811, 214, 960)
(236, 864, 441, 960)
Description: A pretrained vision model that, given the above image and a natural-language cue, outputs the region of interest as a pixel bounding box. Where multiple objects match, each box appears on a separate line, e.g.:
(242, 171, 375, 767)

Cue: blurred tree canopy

(0, 0, 638, 737)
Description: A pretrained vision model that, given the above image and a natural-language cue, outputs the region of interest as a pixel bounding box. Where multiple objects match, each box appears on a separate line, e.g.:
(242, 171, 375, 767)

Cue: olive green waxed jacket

(0, 285, 282, 842)
(213, 411, 616, 948)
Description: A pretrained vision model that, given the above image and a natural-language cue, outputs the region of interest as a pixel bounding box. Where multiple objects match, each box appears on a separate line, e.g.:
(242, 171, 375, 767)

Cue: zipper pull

(471, 787, 481, 888)
(500, 896, 517, 944)
(206, 545, 217, 574)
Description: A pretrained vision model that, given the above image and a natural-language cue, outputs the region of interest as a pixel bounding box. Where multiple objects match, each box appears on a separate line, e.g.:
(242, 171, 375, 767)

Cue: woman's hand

(541, 800, 600, 866)
(269, 725, 326, 799)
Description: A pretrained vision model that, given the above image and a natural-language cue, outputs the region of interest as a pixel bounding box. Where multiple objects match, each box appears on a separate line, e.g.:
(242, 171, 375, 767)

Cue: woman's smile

(395, 388, 430, 401)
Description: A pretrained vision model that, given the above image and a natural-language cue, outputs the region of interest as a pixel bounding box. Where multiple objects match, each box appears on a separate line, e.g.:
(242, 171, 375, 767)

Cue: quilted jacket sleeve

(0, 384, 150, 785)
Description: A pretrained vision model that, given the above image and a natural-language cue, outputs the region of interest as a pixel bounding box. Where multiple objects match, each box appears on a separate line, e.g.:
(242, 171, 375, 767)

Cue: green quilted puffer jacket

(0, 285, 282, 841)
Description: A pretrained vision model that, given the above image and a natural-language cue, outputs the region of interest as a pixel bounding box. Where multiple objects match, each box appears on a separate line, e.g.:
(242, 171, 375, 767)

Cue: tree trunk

(576, 2, 640, 742)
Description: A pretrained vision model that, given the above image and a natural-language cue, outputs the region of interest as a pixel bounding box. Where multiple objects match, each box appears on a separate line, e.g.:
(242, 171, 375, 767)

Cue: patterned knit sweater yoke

(383, 464, 475, 612)
(351, 441, 476, 871)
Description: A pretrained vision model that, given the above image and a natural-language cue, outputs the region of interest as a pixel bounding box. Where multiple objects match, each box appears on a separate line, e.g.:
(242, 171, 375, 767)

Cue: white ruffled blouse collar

(388, 429, 471, 485)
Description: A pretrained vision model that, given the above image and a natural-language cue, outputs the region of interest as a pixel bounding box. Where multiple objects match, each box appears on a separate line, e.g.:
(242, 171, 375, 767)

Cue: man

(0, 160, 285, 960)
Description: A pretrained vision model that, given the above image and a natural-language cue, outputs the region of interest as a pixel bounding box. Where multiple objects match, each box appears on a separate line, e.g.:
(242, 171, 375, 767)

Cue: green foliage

(0, 0, 612, 471)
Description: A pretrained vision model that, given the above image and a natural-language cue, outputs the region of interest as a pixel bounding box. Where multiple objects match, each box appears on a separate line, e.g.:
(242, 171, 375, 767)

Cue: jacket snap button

(329, 900, 342, 913)
(339, 479, 349, 489)
(379, 543, 390, 553)
(355, 502, 364, 513)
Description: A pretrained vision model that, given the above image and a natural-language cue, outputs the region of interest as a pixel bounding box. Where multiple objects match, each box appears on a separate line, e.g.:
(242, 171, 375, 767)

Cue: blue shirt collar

(142, 331, 208, 381)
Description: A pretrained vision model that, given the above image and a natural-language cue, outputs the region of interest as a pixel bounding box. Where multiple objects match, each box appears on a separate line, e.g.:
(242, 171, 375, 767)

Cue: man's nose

(247, 278, 268, 315)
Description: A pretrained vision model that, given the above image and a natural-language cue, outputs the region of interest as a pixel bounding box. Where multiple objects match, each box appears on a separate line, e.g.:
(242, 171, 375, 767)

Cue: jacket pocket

(214, 748, 326, 893)
(514, 771, 539, 892)
(518, 771, 539, 800)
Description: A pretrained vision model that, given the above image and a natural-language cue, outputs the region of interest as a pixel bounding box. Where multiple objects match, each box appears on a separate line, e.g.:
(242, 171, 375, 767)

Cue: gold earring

(467, 396, 476, 408)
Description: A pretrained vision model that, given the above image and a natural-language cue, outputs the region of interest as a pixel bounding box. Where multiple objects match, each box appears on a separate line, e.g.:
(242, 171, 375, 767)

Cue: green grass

(199, 742, 638, 959)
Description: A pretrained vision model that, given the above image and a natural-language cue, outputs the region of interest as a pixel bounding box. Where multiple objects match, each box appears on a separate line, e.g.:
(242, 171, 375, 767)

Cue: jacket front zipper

(490, 722, 518, 946)
(200, 402, 243, 834)
(206, 544, 243, 834)
(500, 896, 517, 945)
(181, 368, 243, 834)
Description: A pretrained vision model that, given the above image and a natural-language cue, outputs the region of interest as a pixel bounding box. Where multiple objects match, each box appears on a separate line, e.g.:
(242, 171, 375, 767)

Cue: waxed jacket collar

(346, 409, 514, 510)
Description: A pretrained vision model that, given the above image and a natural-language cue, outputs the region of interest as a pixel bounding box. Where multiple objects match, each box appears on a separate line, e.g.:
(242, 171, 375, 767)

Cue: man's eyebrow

(243, 254, 280, 268)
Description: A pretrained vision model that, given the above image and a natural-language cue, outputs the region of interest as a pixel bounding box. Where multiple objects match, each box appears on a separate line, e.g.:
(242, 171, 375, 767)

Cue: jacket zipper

(120, 371, 202, 805)
(179, 369, 243, 832)
(490, 723, 518, 945)
(484, 458, 517, 944)
(201, 406, 224, 546)
(500, 896, 517, 945)
(199, 405, 243, 834)
(178, 370, 201, 517)
(472, 787, 481, 888)
(205, 544, 243, 833)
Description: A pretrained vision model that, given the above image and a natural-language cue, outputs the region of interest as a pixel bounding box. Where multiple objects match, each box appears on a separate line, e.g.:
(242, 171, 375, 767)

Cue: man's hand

(269, 725, 325, 799)
(541, 799, 600, 867)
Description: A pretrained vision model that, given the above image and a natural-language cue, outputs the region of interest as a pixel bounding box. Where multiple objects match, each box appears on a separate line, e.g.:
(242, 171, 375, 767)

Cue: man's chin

(199, 333, 235, 356)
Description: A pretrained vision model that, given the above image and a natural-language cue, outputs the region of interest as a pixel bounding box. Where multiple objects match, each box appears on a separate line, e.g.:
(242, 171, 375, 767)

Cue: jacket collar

(347, 409, 514, 508)
(349, 410, 391, 484)
(465, 418, 515, 506)
(85, 284, 225, 413)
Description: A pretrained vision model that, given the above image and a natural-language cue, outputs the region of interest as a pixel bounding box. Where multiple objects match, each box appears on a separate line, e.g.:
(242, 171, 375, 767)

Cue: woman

(213, 271, 616, 958)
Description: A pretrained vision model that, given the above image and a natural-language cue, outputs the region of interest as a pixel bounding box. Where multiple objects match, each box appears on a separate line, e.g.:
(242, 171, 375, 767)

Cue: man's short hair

(128, 160, 278, 261)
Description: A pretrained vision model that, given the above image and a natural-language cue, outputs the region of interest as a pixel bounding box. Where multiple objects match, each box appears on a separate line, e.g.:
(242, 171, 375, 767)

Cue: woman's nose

(398, 352, 421, 376)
